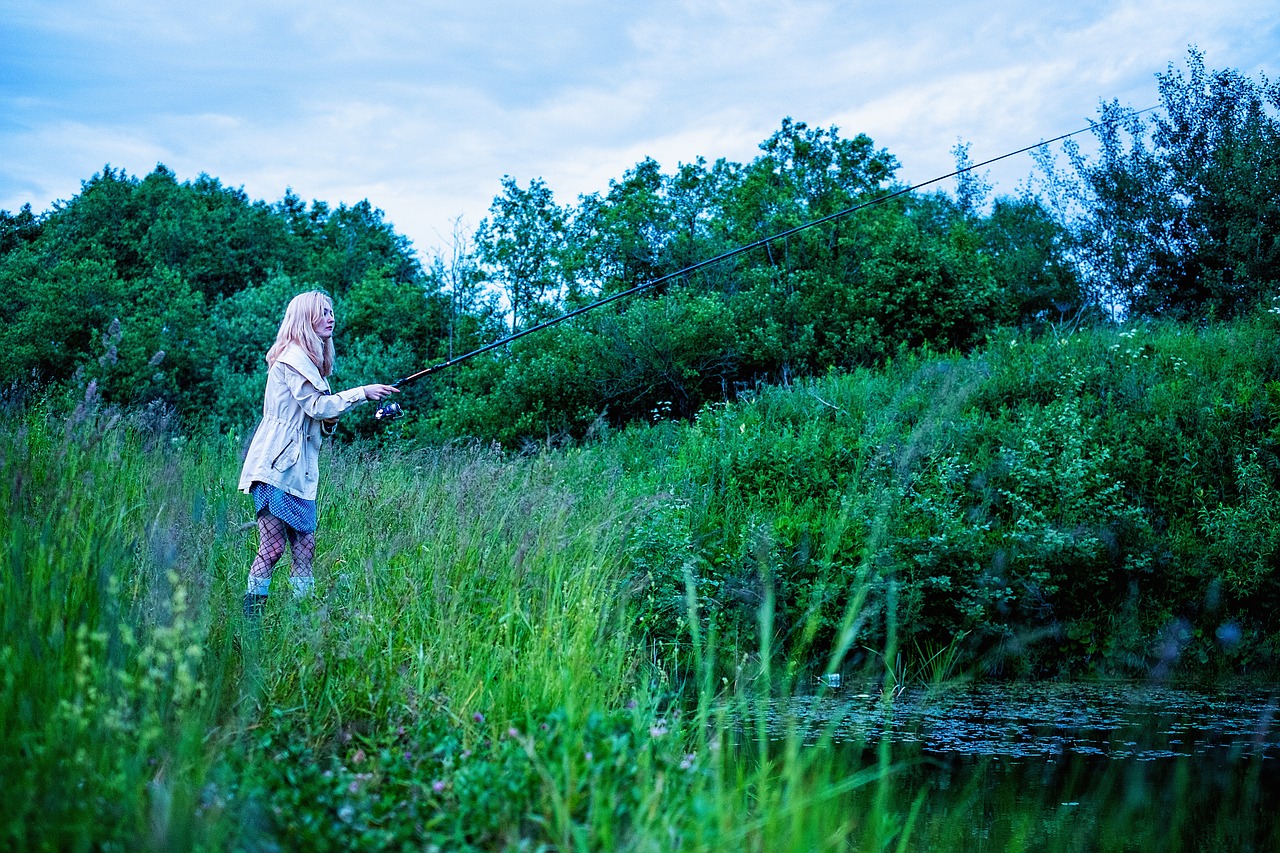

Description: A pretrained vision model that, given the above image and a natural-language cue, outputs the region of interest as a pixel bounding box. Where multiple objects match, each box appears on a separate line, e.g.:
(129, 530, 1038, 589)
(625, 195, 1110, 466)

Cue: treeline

(1, 50, 1276, 444)
(0, 171, 458, 431)
(0, 127, 1072, 440)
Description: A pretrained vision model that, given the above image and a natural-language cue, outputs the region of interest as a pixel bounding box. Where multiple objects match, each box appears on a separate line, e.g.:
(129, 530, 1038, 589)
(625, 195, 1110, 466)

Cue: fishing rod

(374, 105, 1160, 422)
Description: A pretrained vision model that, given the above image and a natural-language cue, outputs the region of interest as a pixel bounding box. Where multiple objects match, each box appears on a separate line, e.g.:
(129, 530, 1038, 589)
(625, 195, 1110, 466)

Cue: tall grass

(0, 397, 904, 850)
(4, 312, 1280, 849)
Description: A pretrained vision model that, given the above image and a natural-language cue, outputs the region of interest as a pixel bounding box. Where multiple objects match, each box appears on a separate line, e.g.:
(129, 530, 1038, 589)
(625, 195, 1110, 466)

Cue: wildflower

(432, 780, 446, 793)
(352, 748, 366, 764)
(680, 753, 696, 770)
(507, 727, 521, 739)
(472, 712, 485, 723)
(338, 804, 355, 823)
(585, 751, 593, 762)
(649, 721, 668, 738)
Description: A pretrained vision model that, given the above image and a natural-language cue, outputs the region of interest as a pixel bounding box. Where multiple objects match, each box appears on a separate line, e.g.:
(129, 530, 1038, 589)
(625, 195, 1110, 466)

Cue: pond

(767, 680, 1280, 760)
(761, 681, 1280, 851)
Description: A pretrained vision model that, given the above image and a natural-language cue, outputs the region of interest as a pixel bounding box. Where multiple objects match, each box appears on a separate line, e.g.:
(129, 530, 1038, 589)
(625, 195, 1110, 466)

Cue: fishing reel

(375, 401, 404, 422)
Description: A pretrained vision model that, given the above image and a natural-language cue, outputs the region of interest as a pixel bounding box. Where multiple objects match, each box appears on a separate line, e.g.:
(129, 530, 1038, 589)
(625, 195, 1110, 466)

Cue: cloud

(1, 0, 1276, 255)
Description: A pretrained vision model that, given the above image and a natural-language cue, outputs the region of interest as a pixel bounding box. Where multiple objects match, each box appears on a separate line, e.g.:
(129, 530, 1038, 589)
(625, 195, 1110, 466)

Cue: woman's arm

(280, 366, 398, 421)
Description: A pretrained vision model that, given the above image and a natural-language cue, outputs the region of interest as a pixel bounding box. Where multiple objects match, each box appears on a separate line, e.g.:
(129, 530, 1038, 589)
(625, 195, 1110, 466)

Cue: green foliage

(5, 327, 1280, 847)
(235, 706, 674, 851)
(0, 409, 223, 849)
(588, 289, 739, 421)
(8, 51, 1280, 849)
(6, 52, 1280, 446)
(7, 405, 900, 850)
(0, 203, 40, 253)
(978, 195, 1086, 324)
(607, 310, 1280, 678)
(475, 176, 569, 332)
(340, 266, 446, 352)
(571, 157, 674, 293)
(0, 252, 125, 384)
(624, 492, 702, 649)
(1199, 451, 1280, 595)
(0, 111, 1115, 447)
(722, 118, 898, 244)
(1037, 48, 1280, 318)
(0, 166, 434, 425)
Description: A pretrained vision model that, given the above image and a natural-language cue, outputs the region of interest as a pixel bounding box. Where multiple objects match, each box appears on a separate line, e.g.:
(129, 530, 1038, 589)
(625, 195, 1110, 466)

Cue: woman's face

(313, 302, 336, 339)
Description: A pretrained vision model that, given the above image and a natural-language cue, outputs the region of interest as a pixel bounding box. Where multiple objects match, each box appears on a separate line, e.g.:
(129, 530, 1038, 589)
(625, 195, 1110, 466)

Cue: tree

(0, 204, 40, 254)
(309, 200, 421, 297)
(475, 177, 568, 332)
(571, 158, 676, 297)
(1146, 50, 1280, 315)
(341, 265, 448, 360)
(979, 195, 1085, 326)
(588, 290, 738, 421)
(0, 253, 124, 386)
(1041, 49, 1280, 318)
(723, 118, 898, 245)
(87, 267, 208, 408)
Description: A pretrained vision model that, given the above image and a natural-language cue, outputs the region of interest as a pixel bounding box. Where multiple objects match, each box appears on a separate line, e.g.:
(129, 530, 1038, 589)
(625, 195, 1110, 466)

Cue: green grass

(3, 401, 902, 850)
(4, 313, 1280, 849)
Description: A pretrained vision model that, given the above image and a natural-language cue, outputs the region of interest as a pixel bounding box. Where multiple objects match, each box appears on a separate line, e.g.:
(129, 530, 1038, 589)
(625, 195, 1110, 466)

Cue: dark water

(763, 681, 1280, 851)
(767, 680, 1280, 760)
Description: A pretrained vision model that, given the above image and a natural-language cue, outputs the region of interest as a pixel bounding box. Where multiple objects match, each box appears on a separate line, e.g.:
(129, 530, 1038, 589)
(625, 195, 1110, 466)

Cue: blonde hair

(265, 291, 335, 377)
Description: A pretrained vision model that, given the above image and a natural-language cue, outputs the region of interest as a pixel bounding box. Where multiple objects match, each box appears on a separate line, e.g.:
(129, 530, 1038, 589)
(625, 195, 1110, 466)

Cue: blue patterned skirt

(250, 481, 318, 533)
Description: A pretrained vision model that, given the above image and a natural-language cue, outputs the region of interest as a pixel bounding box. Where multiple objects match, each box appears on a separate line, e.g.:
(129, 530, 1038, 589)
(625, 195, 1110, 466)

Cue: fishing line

(377, 104, 1161, 419)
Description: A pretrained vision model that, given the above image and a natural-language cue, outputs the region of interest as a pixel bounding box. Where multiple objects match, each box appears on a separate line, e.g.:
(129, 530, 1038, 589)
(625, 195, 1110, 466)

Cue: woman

(238, 291, 398, 618)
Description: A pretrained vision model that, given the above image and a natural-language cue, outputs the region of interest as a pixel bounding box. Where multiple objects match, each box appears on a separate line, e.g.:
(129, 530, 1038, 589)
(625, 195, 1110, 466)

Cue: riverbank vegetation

(3, 48, 1279, 848)
(3, 387, 1276, 849)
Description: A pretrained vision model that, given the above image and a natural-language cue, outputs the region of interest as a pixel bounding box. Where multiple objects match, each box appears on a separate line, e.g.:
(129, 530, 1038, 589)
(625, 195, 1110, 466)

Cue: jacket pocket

(270, 438, 301, 472)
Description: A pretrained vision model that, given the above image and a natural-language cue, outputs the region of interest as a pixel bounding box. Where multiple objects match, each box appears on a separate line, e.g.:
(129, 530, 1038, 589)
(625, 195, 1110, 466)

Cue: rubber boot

(243, 593, 268, 620)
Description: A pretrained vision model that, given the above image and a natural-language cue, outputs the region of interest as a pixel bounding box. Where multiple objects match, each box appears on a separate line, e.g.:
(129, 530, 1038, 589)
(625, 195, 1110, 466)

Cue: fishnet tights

(249, 514, 316, 582)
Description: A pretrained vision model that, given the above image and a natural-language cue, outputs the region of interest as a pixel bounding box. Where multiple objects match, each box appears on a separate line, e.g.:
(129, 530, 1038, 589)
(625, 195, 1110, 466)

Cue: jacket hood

(276, 344, 329, 392)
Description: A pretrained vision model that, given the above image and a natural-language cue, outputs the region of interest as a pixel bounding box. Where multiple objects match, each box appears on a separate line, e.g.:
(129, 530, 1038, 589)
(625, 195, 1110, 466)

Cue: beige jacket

(237, 344, 370, 500)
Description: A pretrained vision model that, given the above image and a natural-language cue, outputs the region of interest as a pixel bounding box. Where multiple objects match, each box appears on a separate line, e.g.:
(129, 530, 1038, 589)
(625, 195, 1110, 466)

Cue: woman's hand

(363, 384, 400, 401)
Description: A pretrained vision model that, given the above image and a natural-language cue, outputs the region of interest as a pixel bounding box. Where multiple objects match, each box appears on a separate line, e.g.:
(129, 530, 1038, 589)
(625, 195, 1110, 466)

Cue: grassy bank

(606, 309, 1280, 678)
(4, 311, 1280, 849)
(2, 403, 893, 849)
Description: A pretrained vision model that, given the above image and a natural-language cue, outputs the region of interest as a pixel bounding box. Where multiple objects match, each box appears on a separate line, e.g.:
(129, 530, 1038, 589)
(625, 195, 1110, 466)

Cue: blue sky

(2, 1, 1276, 258)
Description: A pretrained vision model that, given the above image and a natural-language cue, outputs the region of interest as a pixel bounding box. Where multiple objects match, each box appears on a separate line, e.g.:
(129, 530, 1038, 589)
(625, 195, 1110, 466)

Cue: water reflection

(767, 681, 1280, 761)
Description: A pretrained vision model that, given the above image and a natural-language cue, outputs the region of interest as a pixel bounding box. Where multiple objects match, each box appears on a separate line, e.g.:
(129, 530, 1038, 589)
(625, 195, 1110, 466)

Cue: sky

(2, 1, 1277, 259)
